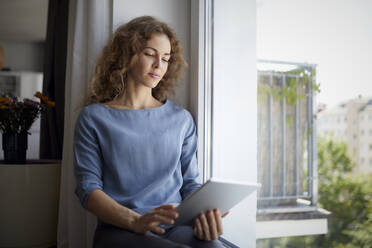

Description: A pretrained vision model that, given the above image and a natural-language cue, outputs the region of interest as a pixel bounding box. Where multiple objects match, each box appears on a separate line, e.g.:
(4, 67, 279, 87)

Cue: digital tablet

(174, 178, 260, 225)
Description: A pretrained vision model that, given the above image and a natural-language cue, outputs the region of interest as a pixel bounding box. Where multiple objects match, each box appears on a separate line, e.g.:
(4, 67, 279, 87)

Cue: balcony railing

(257, 59, 318, 212)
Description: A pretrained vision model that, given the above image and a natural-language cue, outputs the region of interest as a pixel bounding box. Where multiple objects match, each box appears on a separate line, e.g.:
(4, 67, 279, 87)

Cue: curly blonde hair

(85, 16, 186, 106)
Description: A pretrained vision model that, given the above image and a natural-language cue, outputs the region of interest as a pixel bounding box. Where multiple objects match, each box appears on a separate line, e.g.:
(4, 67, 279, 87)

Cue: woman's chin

(150, 81, 161, 88)
(139, 79, 161, 89)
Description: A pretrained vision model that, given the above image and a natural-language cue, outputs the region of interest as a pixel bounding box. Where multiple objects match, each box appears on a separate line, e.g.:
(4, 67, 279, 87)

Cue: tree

(257, 137, 372, 248)
(316, 137, 371, 246)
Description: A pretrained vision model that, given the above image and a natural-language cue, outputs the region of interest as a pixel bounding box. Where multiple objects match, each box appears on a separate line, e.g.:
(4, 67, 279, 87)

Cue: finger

(195, 217, 203, 240)
(221, 210, 230, 218)
(156, 204, 177, 211)
(149, 224, 166, 235)
(207, 210, 218, 240)
(155, 208, 178, 220)
(214, 209, 223, 235)
(200, 213, 211, 241)
(150, 213, 175, 225)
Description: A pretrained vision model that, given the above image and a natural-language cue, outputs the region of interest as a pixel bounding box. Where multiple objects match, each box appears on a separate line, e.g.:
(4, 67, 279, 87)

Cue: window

(208, 0, 257, 246)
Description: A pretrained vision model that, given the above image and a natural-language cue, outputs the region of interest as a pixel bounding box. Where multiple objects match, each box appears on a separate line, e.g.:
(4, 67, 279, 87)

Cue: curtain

(40, 0, 69, 159)
(57, 1, 112, 247)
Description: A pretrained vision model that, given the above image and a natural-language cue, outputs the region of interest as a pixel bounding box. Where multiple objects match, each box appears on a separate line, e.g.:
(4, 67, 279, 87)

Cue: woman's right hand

(131, 204, 178, 234)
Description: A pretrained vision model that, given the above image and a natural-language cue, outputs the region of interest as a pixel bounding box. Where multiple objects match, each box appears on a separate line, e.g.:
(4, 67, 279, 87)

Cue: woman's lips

(148, 73, 160, 79)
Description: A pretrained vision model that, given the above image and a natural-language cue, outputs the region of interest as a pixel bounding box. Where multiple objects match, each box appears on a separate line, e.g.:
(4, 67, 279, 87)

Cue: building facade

(317, 96, 372, 174)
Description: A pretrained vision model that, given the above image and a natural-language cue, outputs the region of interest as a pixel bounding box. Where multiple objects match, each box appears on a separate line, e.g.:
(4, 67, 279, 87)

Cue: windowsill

(256, 206, 331, 239)
(257, 207, 330, 221)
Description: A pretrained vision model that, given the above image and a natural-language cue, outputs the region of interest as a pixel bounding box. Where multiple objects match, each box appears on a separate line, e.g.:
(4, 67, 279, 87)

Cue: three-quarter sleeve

(180, 111, 201, 199)
(73, 109, 104, 209)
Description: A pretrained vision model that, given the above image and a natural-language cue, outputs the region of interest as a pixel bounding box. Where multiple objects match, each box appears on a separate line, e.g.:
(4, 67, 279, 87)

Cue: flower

(0, 92, 55, 134)
(35, 91, 55, 108)
(0, 97, 10, 107)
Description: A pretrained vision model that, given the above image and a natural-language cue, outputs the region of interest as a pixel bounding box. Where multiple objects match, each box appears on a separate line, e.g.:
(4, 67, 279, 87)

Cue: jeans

(93, 225, 225, 248)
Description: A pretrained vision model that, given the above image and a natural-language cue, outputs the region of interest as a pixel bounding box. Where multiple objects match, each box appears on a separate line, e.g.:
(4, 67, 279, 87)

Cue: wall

(0, 0, 48, 41)
(0, 40, 44, 72)
(113, 0, 191, 111)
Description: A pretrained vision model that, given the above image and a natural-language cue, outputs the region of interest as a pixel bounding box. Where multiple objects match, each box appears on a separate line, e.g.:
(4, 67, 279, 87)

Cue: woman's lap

(161, 225, 225, 248)
(93, 225, 225, 248)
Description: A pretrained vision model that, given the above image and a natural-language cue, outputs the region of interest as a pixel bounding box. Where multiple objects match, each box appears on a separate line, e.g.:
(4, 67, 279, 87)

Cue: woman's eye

(144, 53, 154, 56)
(162, 58, 170, 63)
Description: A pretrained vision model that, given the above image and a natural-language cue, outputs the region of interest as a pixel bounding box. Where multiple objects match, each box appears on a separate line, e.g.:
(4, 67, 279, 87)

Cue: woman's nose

(153, 56, 161, 68)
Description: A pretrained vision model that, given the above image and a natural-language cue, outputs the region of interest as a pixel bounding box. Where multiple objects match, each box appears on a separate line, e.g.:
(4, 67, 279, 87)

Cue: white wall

(113, 0, 191, 111)
(212, 0, 257, 247)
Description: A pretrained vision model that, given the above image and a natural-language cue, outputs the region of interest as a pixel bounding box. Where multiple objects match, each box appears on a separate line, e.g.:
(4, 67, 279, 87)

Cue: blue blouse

(73, 99, 201, 226)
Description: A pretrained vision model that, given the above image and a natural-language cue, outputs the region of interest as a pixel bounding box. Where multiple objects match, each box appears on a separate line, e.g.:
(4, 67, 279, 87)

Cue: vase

(2, 132, 28, 164)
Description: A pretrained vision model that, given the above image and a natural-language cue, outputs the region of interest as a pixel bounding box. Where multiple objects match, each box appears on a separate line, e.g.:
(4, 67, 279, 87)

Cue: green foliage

(258, 68, 320, 106)
(257, 137, 372, 248)
(284, 137, 372, 248)
(344, 191, 372, 248)
(257, 68, 320, 126)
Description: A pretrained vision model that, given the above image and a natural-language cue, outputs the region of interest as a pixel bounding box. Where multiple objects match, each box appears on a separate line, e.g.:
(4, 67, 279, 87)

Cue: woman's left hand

(193, 209, 229, 241)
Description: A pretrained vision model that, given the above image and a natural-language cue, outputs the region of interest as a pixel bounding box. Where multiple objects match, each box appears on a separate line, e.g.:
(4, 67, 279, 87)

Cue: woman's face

(128, 33, 171, 89)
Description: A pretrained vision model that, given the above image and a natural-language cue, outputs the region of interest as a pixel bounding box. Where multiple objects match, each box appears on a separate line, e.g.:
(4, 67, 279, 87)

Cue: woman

(74, 16, 226, 248)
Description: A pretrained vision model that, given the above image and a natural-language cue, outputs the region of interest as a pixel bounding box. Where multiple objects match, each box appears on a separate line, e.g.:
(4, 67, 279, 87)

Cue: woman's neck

(106, 87, 162, 110)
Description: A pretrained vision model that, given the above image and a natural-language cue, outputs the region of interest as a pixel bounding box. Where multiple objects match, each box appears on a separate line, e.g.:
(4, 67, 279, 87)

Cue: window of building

(369, 129, 372, 136)
(361, 158, 365, 164)
(369, 158, 372, 165)
(361, 129, 365, 135)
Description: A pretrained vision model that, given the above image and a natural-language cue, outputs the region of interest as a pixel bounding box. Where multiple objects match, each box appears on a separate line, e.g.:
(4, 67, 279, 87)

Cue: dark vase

(2, 132, 28, 164)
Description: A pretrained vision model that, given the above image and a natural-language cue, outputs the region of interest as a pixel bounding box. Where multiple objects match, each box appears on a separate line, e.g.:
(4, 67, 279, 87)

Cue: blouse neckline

(98, 99, 169, 112)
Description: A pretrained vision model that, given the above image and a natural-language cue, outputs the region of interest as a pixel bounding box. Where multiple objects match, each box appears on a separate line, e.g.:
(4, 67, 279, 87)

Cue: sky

(257, 0, 372, 108)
